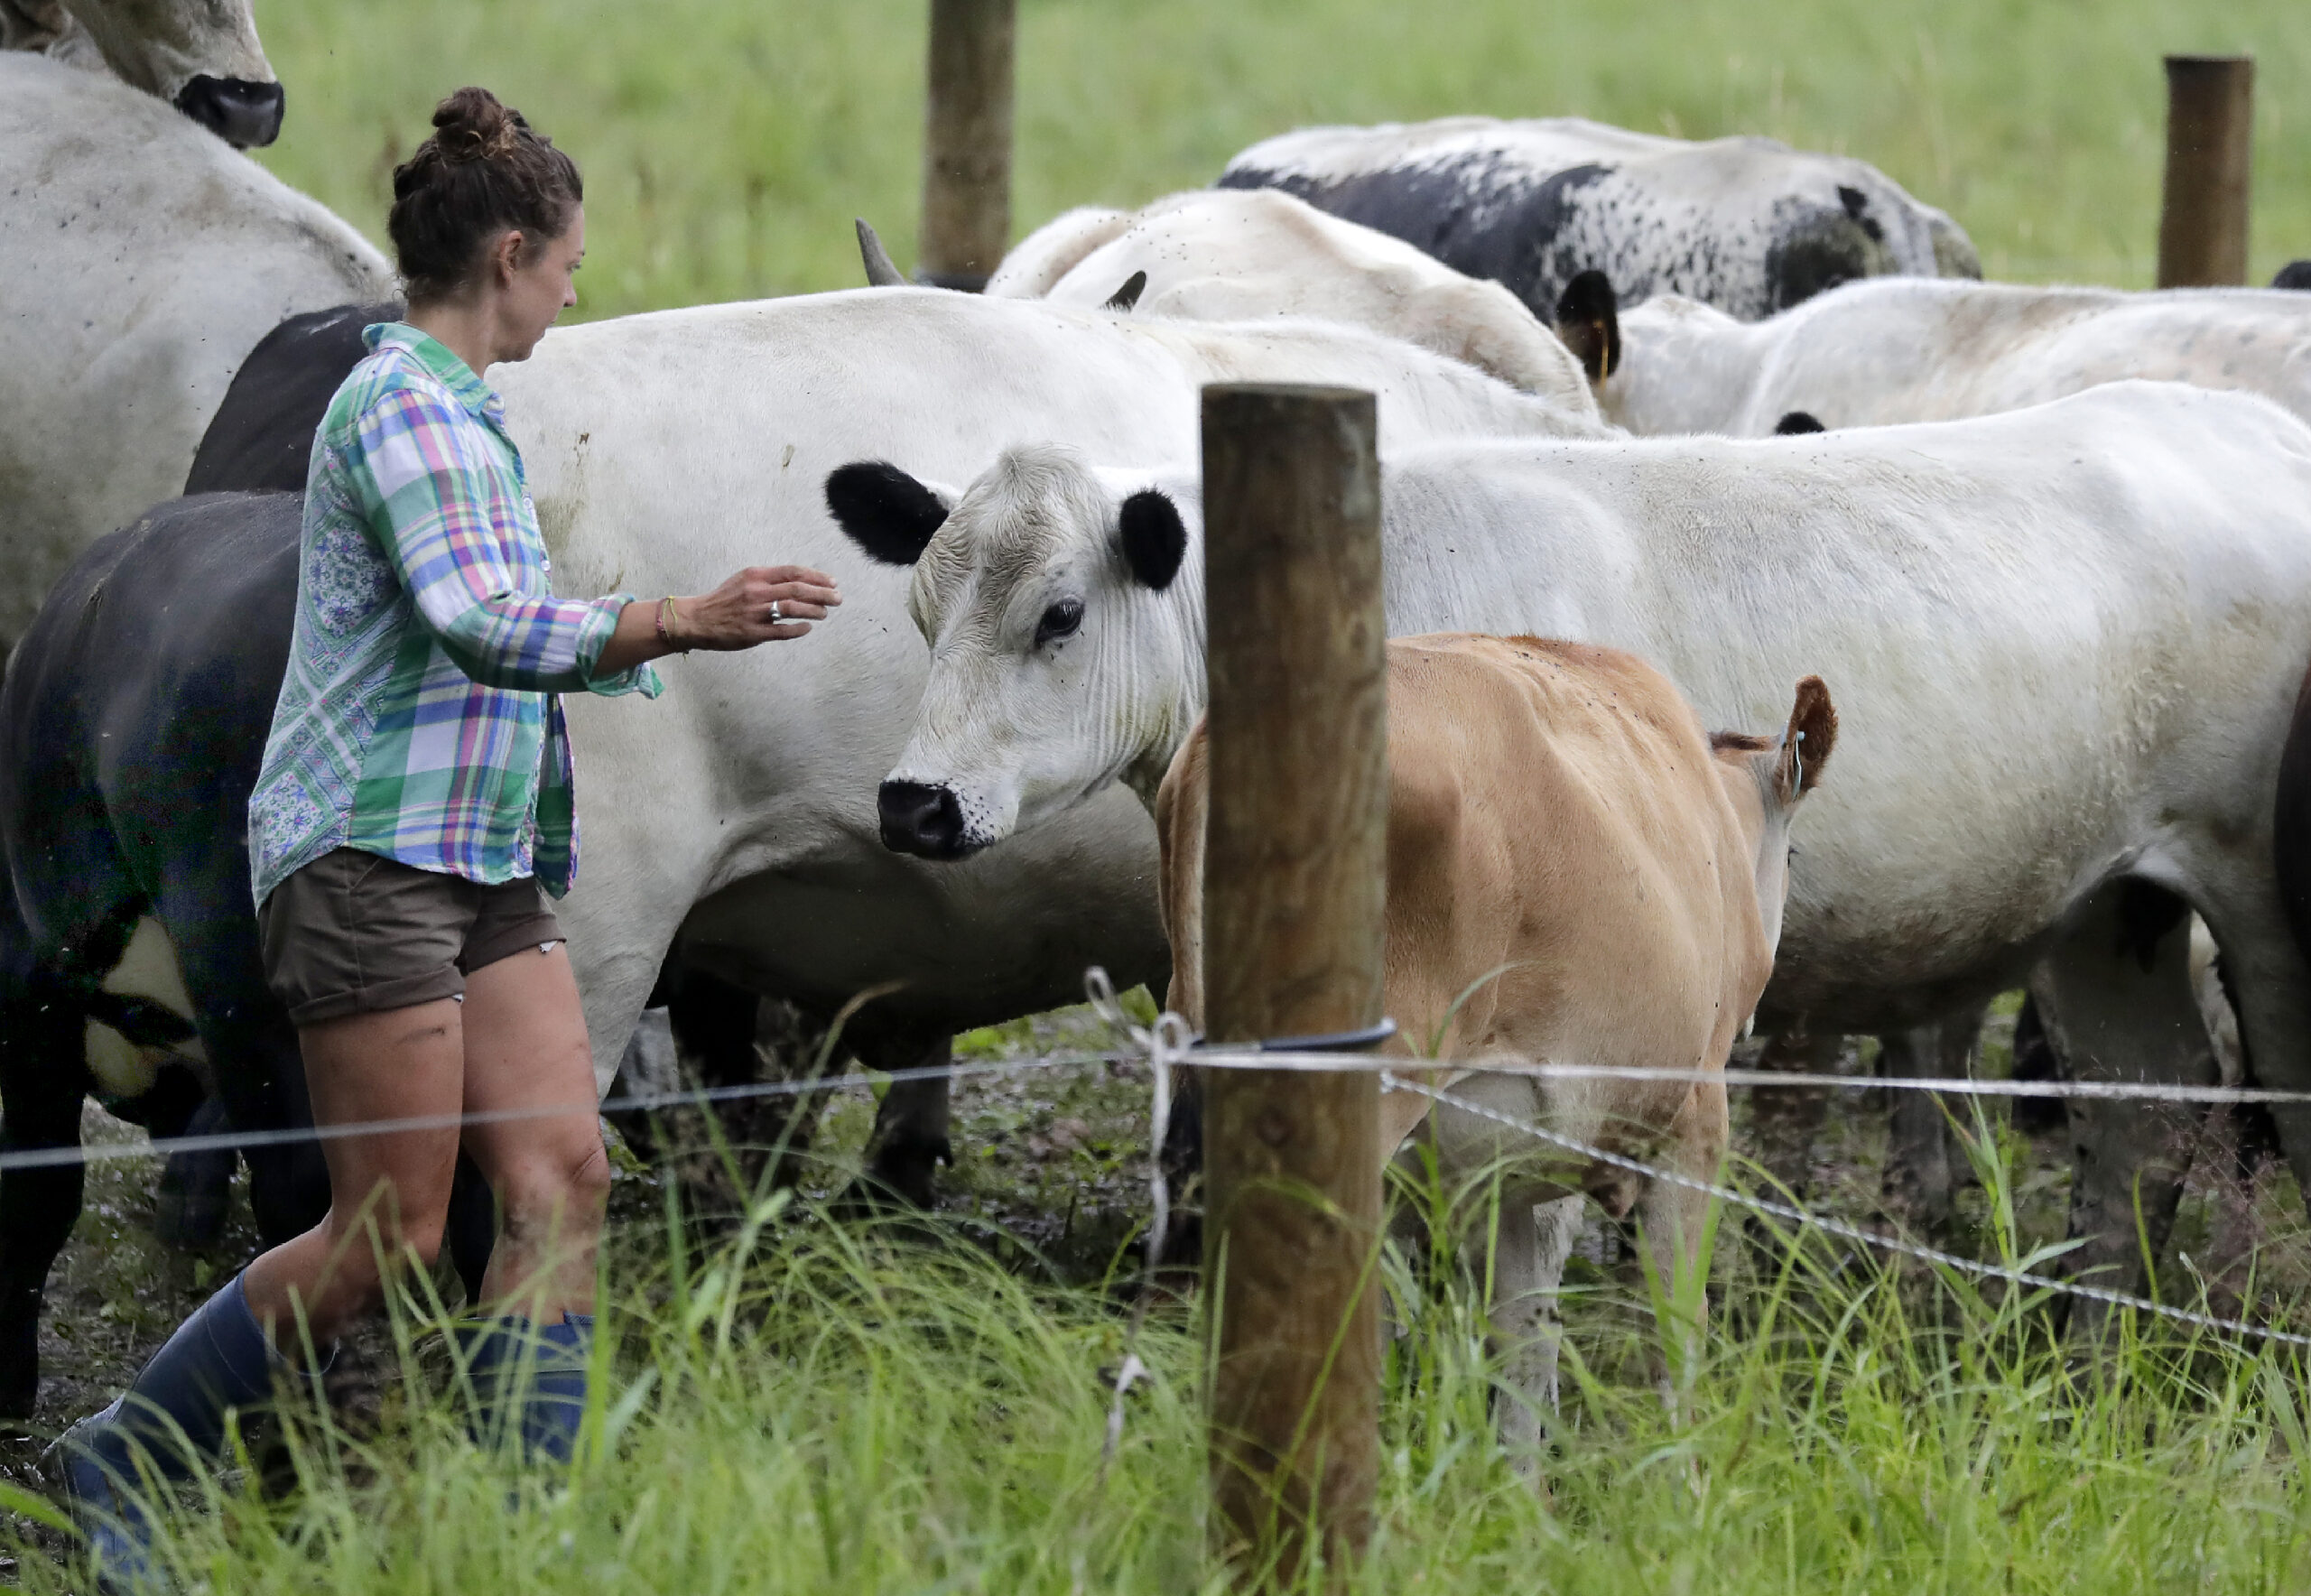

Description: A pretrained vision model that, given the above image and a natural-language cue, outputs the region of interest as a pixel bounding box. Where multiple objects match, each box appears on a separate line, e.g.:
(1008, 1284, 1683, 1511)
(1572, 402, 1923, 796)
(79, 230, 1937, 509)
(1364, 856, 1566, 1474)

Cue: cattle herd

(6, 0, 2311, 1433)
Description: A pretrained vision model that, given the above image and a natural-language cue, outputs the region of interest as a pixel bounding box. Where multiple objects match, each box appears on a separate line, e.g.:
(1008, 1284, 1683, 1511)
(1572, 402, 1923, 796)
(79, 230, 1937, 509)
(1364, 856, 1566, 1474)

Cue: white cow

(1219, 116, 1980, 322)
(1, 0, 282, 145)
(1605, 276, 2311, 437)
(831, 383, 2311, 1308)
(462, 287, 1604, 1190)
(0, 52, 391, 645)
(979, 189, 1601, 408)
(1597, 273, 2311, 1220)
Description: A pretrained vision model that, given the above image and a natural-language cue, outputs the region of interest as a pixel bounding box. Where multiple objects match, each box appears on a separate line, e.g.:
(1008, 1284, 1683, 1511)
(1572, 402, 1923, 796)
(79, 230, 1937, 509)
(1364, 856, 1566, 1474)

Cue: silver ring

(768, 599, 784, 624)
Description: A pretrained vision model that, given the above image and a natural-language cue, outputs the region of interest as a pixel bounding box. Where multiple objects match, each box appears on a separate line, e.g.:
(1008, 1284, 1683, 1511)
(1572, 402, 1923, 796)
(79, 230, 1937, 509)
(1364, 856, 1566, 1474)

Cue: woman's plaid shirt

(247, 323, 661, 905)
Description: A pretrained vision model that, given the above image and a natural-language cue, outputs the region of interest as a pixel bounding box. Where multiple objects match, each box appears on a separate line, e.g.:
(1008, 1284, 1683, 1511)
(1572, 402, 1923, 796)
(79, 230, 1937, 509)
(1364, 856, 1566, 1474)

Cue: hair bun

(432, 85, 524, 162)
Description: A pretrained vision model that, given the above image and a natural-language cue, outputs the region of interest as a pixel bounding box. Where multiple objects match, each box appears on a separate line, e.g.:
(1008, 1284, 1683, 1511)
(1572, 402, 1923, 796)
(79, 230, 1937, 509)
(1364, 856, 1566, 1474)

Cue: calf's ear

(826, 460, 952, 565)
(1553, 269, 1621, 382)
(1118, 489, 1187, 590)
(1776, 675, 1838, 799)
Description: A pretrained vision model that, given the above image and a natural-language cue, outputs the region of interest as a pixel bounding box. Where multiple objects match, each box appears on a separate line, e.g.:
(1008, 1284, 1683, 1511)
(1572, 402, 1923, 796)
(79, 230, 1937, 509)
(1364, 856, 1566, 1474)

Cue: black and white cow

(1219, 116, 1979, 323)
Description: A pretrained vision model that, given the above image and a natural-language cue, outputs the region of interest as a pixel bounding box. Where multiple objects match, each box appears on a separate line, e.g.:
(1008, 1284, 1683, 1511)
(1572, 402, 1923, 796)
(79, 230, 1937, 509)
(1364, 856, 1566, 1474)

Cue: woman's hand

(678, 565, 842, 649)
(598, 567, 842, 675)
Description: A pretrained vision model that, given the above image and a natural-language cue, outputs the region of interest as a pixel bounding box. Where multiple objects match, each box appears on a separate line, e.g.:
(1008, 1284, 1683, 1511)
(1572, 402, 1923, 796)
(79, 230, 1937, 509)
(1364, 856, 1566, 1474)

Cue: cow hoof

(153, 1179, 231, 1249)
(843, 1137, 952, 1214)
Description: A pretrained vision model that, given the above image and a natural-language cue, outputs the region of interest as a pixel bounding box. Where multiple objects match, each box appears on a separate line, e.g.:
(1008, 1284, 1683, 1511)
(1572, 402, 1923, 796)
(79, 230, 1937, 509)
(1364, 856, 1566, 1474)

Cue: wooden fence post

(1199, 384, 1388, 1585)
(2158, 54, 2253, 288)
(918, 0, 1015, 290)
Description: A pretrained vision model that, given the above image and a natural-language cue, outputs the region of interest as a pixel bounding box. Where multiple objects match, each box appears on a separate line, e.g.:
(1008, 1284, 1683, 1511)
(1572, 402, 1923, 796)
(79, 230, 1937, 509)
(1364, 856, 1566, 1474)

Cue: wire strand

(1378, 1071, 2311, 1350)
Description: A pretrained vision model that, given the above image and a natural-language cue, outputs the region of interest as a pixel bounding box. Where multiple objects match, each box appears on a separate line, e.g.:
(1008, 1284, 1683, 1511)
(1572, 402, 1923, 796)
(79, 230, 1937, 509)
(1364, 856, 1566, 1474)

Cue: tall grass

(248, 0, 2311, 321)
(13, 1131, 2311, 1594)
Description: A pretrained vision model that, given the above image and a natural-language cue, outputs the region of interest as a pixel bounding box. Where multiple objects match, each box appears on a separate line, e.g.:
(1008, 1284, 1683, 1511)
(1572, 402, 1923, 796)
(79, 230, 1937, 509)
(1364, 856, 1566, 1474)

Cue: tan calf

(1157, 634, 1835, 1452)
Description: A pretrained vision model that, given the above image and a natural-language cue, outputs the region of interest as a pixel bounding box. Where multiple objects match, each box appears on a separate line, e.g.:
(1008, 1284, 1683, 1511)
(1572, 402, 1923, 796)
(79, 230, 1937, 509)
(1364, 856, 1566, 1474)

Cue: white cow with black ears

(2, 0, 283, 145)
(829, 381, 2311, 1316)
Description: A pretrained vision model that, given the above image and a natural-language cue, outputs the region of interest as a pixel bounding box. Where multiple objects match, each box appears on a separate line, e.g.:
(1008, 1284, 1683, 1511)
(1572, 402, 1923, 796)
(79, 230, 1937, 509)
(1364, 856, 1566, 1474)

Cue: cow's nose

(173, 76, 287, 149)
(878, 781, 971, 859)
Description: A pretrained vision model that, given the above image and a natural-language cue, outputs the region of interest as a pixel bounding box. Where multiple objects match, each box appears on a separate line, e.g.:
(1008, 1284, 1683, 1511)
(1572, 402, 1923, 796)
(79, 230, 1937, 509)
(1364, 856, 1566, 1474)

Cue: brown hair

(388, 87, 583, 304)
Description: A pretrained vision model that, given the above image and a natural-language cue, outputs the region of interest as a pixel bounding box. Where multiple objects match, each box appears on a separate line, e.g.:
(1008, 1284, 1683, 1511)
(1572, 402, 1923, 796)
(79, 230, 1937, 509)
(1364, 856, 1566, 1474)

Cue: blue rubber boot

(45, 1272, 286, 1592)
(464, 1313, 592, 1465)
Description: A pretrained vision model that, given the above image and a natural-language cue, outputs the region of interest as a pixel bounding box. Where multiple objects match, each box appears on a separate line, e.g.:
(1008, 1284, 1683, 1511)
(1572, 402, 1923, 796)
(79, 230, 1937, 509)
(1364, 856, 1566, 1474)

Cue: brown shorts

(257, 848, 563, 1026)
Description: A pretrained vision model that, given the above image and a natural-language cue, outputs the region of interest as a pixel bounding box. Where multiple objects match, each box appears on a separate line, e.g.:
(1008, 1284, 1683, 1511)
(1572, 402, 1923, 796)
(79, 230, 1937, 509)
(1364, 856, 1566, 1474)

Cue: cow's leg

(1638, 1087, 1727, 1418)
(153, 1095, 237, 1248)
(0, 969, 85, 1420)
(1472, 1191, 1582, 1461)
(152, 886, 329, 1251)
(2036, 881, 2212, 1336)
(1745, 1025, 1837, 1200)
(859, 1033, 953, 1210)
(2008, 995, 2068, 1137)
(1879, 1010, 1983, 1240)
(2201, 906, 2311, 1271)
(652, 967, 849, 1219)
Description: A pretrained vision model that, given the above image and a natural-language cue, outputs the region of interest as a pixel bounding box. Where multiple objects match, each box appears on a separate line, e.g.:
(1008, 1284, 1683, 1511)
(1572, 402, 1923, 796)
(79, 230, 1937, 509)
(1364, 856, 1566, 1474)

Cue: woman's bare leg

(241, 998, 466, 1348)
(458, 943, 609, 1321)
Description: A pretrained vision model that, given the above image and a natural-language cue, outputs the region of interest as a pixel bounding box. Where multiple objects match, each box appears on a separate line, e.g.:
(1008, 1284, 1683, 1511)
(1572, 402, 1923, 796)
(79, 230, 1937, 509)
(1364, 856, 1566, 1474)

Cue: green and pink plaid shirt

(248, 322, 660, 905)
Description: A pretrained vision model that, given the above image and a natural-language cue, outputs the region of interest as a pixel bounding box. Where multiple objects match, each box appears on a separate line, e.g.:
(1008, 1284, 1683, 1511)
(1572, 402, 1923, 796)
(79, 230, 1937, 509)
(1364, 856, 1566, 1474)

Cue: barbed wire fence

(21, 967, 2311, 1357)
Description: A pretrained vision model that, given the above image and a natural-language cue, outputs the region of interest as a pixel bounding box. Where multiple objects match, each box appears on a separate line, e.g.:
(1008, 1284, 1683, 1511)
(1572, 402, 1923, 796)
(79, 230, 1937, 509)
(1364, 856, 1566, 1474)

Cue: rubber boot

(463, 1312, 592, 1465)
(45, 1272, 287, 1592)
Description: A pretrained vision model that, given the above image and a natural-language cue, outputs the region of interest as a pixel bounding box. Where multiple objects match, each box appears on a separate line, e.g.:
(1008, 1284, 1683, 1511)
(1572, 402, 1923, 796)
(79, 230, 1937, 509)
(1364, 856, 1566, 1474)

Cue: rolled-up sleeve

(351, 384, 662, 698)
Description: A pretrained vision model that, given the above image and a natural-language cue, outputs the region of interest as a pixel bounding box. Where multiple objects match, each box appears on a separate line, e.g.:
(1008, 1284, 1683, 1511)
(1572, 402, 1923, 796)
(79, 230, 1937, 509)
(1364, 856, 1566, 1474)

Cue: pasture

(249, 0, 2311, 317)
(11, 0, 2311, 1587)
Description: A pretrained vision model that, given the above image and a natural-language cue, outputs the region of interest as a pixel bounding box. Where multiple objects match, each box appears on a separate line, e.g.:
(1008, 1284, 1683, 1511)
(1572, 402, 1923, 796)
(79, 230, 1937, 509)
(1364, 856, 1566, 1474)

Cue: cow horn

(857, 218, 908, 288)
(1103, 270, 1148, 313)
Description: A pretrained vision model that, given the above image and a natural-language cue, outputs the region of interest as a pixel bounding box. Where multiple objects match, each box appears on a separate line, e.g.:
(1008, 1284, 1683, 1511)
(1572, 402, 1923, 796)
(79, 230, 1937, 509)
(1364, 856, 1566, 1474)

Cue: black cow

(1219, 116, 1980, 323)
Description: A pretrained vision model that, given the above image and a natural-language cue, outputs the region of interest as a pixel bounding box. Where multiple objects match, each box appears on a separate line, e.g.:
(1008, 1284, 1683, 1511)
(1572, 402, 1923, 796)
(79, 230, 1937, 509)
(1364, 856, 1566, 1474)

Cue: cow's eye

(1035, 597, 1084, 647)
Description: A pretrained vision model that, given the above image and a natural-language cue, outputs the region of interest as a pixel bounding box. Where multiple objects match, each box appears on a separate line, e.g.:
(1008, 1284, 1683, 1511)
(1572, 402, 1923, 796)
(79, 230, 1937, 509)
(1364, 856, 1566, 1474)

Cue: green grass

(249, 0, 2311, 320)
(11, 1131, 2311, 1594)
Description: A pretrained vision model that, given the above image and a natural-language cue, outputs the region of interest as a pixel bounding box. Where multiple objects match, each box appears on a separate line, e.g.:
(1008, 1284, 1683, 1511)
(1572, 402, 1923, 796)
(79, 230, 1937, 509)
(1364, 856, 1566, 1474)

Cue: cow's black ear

(1774, 410, 1826, 435)
(826, 460, 950, 565)
(1553, 269, 1621, 382)
(1103, 270, 1148, 312)
(2273, 260, 2311, 292)
(1118, 489, 1187, 591)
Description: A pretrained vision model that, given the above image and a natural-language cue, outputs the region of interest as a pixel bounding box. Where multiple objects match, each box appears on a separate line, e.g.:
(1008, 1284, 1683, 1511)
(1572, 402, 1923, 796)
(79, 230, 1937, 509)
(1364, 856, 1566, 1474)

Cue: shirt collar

(364, 321, 507, 427)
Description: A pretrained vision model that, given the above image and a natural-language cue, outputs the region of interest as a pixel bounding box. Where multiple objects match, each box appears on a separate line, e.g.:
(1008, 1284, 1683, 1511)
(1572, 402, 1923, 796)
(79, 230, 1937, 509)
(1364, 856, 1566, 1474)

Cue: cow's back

(1220, 116, 1976, 322)
(1156, 631, 1773, 1162)
(1380, 635, 1770, 1072)
(1, 493, 300, 952)
(1718, 279, 2311, 434)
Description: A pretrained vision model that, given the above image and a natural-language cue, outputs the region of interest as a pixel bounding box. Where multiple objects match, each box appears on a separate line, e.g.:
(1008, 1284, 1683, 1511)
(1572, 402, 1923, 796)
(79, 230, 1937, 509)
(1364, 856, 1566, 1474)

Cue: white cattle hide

(988, 189, 1598, 410)
(1, 0, 271, 115)
(1607, 276, 2311, 436)
(867, 383, 2311, 1061)
(478, 288, 1605, 1090)
(0, 53, 390, 643)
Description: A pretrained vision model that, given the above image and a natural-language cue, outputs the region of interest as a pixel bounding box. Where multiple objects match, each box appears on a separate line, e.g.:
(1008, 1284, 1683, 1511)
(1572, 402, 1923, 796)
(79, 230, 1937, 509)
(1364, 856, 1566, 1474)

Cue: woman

(56, 86, 840, 1574)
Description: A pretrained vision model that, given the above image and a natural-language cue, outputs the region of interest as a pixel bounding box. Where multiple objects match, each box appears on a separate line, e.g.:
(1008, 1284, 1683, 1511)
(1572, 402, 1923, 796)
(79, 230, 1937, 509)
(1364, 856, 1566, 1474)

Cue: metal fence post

(1199, 384, 1388, 1585)
(918, 0, 1015, 291)
(2158, 54, 2253, 288)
